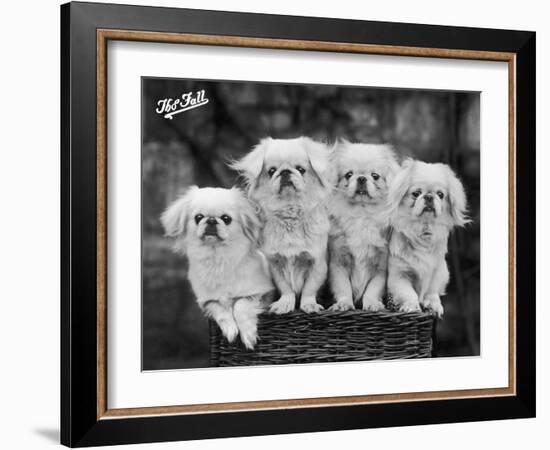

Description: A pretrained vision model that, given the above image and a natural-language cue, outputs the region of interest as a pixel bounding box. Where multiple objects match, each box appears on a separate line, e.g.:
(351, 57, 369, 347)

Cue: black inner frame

(61, 2, 536, 447)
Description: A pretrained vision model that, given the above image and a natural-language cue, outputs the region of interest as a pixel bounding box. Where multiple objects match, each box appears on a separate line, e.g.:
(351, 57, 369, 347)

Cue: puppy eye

(194, 214, 204, 224)
(267, 167, 276, 177)
(411, 190, 421, 198)
(437, 191, 445, 199)
(296, 166, 306, 175)
(344, 171, 353, 180)
(220, 214, 232, 225)
(371, 172, 380, 181)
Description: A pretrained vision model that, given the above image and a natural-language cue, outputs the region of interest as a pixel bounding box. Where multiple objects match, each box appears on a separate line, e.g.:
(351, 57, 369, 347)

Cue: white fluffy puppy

(328, 141, 399, 311)
(231, 137, 332, 314)
(161, 186, 274, 349)
(386, 159, 469, 317)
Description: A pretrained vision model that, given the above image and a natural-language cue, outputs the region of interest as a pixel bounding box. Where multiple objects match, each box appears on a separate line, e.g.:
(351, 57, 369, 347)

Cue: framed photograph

(61, 1, 535, 447)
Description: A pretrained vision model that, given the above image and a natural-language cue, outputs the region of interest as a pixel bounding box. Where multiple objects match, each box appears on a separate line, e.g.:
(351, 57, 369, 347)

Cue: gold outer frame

(96, 29, 516, 420)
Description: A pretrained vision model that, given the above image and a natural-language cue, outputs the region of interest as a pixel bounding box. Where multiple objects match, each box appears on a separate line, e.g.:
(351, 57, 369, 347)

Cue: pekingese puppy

(386, 159, 469, 317)
(230, 137, 332, 314)
(328, 141, 399, 311)
(160, 186, 274, 349)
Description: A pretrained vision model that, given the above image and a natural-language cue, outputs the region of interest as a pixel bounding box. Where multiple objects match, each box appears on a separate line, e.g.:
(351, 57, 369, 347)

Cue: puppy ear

(160, 186, 197, 237)
(330, 139, 349, 160)
(386, 158, 415, 217)
(339, 137, 352, 146)
(327, 140, 343, 185)
(441, 164, 470, 227)
(303, 137, 332, 189)
(232, 188, 262, 244)
(229, 138, 269, 189)
(382, 145, 401, 185)
(386, 158, 401, 185)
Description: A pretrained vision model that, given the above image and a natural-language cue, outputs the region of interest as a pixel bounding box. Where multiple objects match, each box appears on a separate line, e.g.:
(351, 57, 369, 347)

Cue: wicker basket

(210, 310, 435, 366)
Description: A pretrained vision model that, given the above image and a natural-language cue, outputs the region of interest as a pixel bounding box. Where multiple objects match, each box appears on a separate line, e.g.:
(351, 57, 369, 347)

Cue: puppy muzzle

(355, 176, 369, 195)
(421, 194, 436, 215)
(278, 169, 296, 191)
(201, 218, 222, 240)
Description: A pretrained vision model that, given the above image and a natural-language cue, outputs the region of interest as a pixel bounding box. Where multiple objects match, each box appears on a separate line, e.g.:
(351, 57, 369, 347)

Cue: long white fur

(230, 137, 332, 314)
(160, 186, 274, 349)
(328, 141, 399, 311)
(386, 159, 469, 317)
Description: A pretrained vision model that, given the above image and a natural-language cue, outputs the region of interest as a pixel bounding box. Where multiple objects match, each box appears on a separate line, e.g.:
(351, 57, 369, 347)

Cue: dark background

(142, 77, 480, 370)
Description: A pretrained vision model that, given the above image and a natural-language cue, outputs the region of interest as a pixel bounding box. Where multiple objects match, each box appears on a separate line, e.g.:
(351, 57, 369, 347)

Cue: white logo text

(155, 90, 209, 120)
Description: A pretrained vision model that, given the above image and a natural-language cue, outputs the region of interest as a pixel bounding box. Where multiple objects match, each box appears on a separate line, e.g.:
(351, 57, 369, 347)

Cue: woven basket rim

(257, 310, 436, 318)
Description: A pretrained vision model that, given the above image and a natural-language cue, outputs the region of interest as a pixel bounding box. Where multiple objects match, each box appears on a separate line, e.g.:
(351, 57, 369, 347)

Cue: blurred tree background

(142, 77, 480, 370)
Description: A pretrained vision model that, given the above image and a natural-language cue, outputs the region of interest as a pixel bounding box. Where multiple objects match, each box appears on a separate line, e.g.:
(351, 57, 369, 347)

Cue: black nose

(357, 176, 367, 184)
(279, 169, 292, 184)
(205, 217, 217, 226)
(424, 194, 434, 204)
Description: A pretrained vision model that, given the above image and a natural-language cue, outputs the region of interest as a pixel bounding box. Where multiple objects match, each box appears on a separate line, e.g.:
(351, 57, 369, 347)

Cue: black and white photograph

(142, 77, 480, 370)
(54, 1, 536, 447)
(0, 0, 540, 447)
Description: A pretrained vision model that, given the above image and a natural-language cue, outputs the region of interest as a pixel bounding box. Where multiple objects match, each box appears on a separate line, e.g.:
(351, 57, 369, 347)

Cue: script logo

(155, 90, 209, 120)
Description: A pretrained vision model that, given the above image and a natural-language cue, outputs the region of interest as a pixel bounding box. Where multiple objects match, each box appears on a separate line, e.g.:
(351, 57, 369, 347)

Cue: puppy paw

(269, 294, 296, 314)
(398, 299, 422, 313)
(422, 294, 444, 318)
(301, 303, 324, 313)
(239, 327, 259, 350)
(362, 296, 385, 312)
(300, 296, 324, 313)
(329, 300, 354, 311)
(218, 318, 239, 343)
